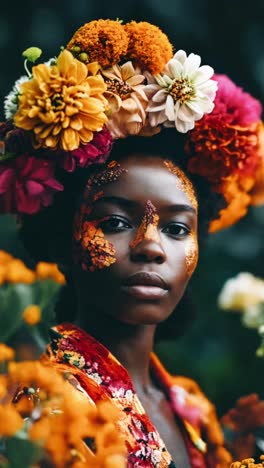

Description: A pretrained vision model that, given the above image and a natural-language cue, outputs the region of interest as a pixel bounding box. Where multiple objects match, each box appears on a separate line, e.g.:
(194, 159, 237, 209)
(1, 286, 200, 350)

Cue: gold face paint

(130, 200, 160, 249)
(73, 160, 127, 272)
(185, 230, 198, 277)
(164, 160, 198, 211)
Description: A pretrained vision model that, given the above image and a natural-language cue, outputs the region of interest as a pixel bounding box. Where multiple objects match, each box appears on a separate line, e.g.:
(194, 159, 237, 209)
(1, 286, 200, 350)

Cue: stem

(24, 59, 31, 77)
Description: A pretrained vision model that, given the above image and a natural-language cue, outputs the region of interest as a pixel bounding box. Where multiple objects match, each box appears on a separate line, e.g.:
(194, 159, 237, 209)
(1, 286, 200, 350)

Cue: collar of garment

(42, 322, 230, 468)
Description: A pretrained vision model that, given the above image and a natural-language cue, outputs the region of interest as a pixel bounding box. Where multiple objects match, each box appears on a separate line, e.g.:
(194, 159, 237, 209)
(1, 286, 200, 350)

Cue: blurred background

(0, 0, 264, 417)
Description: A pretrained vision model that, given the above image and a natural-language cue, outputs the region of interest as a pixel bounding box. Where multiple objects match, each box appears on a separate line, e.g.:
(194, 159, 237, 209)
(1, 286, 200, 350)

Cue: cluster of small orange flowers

(0, 251, 35, 285)
(67, 19, 129, 69)
(0, 360, 126, 467)
(0, 343, 15, 362)
(124, 21, 173, 75)
(230, 456, 264, 468)
(36, 262, 66, 284)
(0, 250, 66, 286)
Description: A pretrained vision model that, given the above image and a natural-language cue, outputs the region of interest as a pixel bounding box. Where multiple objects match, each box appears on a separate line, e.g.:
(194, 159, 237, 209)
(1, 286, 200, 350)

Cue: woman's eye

(99, 216, 131, 233)
(162, 223, 190, 238)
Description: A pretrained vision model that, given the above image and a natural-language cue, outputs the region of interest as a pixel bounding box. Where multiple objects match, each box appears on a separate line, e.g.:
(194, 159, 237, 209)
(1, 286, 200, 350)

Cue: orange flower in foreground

(14, 50, 108, 151)
(67, 19, 129, 69)
(0, 250, 13, 265)
(124, 21, 173, 75)
(36, 262, 66, 284)
(5, 258, 36, 284)
(0, 343, 15, 362)
(22, 305, 41, 325)
(0, 404, 23, 436)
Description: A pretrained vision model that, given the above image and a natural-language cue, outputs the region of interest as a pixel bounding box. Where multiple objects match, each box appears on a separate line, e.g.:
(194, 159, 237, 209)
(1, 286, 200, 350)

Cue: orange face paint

(130, 200, 160, 249)
(73, 161, 127, 272)
(164, 160, 198, 211)
(185, 231, 198, 277)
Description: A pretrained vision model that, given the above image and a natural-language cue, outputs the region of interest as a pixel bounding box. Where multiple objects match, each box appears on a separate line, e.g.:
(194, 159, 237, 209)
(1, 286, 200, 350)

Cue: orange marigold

(67, 19, 129, 69)
(0, 404, 23, 436)
(186, 121, 262, 185)
(22, 305, 41, 325)
(0, 343, 15, 362)
(249, 123, 264, 206)
(14, 50, 108, 151)
(124, 21, 173, 75)
(36, 262, 66, 284)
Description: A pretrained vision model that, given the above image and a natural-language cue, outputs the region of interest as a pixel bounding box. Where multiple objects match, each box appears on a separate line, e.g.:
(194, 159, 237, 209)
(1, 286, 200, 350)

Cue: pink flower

(0, 154, 63, 214)
(60, 127, 113, 172)
(212, 74, 262, 126)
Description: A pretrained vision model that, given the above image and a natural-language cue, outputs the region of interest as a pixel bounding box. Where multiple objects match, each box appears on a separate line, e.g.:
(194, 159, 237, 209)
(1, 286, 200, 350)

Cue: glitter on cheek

(185, 231, 199, 277)
(73, 214, 116, 272)
(130, 200, 160, 249)
(164, 160, 198, 211)
(72, 160, 127, 272)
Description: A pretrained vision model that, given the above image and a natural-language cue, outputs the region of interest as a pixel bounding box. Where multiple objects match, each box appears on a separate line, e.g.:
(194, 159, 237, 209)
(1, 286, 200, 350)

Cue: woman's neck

(76, 312, 156, 392)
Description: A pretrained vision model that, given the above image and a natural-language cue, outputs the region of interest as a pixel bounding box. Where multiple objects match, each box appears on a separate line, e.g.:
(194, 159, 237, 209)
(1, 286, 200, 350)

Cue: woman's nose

(130, 236, 167, 264)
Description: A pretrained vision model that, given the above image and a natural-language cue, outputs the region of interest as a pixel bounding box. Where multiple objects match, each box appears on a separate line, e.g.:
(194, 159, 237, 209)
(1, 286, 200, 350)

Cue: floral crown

(0, 19, 263, 232)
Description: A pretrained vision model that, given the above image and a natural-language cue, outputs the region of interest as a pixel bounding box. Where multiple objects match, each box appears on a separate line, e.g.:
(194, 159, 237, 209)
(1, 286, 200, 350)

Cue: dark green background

(0, 0, 264, 417)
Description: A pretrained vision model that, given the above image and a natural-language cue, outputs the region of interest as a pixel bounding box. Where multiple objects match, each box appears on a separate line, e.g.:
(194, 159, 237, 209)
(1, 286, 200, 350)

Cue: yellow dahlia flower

(14, 50, 109, 151)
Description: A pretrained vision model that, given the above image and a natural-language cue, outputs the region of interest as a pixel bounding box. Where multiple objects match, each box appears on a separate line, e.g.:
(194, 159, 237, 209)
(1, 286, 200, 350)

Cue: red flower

(0, 154, 63, 214)
(0, 122, 32, 154)
(61, 127, 113, 172)
(185, 75, 263, 184)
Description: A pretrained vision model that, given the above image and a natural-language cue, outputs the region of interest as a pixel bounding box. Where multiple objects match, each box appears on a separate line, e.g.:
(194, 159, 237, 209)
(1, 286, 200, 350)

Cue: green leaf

(22, 47, 42, 63)
(0, 284, 35, 341)
(6, 436, 43, 468)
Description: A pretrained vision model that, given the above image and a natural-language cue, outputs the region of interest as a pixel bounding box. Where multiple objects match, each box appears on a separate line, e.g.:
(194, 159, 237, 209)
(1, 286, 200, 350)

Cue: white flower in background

(4, 75, 29, 120)
(242, 304, 264, 329)
(145, 49, 217, 133)
(218, 272, 264, 311)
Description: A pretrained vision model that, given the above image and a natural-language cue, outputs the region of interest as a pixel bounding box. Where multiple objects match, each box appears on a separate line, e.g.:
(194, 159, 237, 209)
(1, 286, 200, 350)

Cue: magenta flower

(0, 154, 63, 214)
(213, 74, 262, 126)
(61, 127, 113, 172)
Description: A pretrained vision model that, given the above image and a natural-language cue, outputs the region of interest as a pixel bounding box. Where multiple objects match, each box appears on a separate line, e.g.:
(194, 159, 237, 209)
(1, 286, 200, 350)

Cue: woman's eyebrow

(168, 204, 197, 214)
(93, 195, 138, 210)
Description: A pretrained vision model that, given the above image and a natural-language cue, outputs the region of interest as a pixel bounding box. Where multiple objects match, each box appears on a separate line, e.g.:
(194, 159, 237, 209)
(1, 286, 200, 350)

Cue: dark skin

(74, 153, 198, 467)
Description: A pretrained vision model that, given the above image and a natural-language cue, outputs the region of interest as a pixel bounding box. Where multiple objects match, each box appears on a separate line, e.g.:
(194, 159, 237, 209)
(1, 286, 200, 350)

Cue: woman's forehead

(96, 155, 198, 209)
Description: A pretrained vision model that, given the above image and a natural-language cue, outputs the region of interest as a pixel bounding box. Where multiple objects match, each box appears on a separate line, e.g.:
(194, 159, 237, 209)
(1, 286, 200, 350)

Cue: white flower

(218, 272, 264, 311)
(242, 304, 264, 329)
(4, 75, 29, 120)
(144, 49, 217, 133)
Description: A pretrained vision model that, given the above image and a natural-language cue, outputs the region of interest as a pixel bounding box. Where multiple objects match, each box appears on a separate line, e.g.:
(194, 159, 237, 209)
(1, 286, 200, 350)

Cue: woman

(1, 18, 264, 467)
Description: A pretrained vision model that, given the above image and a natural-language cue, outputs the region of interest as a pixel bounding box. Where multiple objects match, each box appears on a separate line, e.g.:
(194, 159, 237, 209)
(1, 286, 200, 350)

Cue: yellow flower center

(106, 79, 132, 99)
(51, 93, 65, 110)
(169, 78, 194, 103)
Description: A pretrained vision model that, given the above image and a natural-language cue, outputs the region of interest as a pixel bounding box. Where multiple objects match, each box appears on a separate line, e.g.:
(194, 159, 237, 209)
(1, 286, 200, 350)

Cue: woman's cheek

(73, 217, 117, 272)
(185, 231, 199, 277)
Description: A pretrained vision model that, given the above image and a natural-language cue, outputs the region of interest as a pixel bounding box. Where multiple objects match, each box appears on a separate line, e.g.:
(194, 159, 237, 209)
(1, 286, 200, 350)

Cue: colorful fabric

(41, 323, 232, 467)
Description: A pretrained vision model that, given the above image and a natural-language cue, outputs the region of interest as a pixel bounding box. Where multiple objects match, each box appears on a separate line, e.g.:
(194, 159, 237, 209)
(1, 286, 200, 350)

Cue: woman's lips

(121, 284, 168, 300)
(122, 272, 169, 300)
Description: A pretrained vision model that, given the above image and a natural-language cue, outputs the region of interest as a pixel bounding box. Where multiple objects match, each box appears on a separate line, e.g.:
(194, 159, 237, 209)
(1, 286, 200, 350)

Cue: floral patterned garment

(41, 323, 232, 468)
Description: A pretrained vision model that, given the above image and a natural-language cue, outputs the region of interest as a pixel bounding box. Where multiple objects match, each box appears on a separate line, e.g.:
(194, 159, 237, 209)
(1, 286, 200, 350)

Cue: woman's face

(73, 153, 198, 326)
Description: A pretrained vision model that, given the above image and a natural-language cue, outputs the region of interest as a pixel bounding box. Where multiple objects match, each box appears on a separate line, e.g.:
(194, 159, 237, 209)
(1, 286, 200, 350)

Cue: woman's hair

(20, 129, 225, 339)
